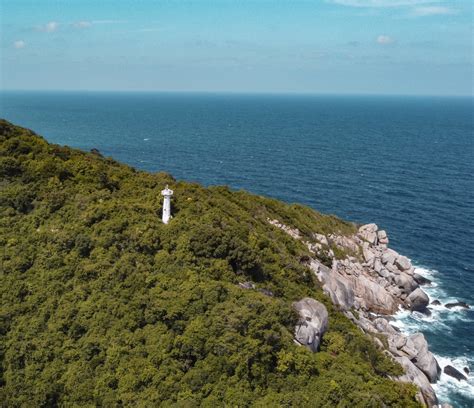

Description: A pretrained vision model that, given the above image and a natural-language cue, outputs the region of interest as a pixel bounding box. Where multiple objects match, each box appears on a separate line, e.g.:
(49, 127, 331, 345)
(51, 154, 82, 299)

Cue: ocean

(1, 91, 473, 406)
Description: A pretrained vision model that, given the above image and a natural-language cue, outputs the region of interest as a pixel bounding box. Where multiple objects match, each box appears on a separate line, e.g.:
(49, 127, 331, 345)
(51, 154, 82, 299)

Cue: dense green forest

(0, 120, 419, 407)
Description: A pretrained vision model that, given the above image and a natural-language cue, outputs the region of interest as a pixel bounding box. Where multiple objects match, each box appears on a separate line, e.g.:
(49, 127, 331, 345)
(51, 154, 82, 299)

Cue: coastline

(393, 267, 474, 406)
(270, 219, 472, 407)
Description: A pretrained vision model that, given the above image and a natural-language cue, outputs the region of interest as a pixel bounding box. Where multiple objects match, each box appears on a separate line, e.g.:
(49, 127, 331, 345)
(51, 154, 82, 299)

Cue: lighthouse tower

(161, 185, 173, 224)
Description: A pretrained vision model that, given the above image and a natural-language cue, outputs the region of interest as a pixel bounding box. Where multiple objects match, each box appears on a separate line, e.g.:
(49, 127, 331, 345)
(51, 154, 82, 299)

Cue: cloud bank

(328, 0, 437, 7)
(37, 21, 59, 32)
(377, 35, 394, 44)
(411, 6, 456, 16)
(13, 40, 26, 49)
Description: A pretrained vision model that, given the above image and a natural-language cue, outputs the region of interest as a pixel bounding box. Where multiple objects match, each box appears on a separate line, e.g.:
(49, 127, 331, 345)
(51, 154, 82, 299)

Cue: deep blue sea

(1, 91, 473, 406)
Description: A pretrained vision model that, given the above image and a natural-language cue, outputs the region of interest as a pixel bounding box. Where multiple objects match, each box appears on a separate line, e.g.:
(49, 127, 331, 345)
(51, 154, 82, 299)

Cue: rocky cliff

(270, 220, 441, 406)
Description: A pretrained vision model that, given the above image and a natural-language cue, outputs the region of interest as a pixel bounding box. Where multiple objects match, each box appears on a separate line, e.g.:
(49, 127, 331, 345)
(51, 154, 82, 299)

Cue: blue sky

(1, 0, 472, 95)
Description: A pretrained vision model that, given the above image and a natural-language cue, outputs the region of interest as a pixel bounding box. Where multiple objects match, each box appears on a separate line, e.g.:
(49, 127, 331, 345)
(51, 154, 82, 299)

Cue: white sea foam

(433, 354, 474, 406)
(392, 263, 473, 406)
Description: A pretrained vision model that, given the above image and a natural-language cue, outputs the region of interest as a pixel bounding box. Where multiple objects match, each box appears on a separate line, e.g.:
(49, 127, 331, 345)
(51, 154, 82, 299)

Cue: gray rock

(431, 299, 441, 306)
(395, 255, 412, 271)
(443, 365, 467, 381)
(395, 356, 438, 407)
(353, 275, 398, 314)
(311, 259, 355, 310)
(392, 334, 407, 350)
(409, 333, 441, 383)
(414, 273, 432, 286)
(359, 223, 378, 245)
(405, 266, 415, 276)
(323, 273, 355, 311)
(293, 298, 329, 352)
(463, 366, 469, 374)
(377, 229, 389, 244)
(313, 233, 328, 246)
(373, 257, 383, 274)
(363, 244, 376, 265)
(394, 273, 418, 294)
(373, 317, 397, 335)
(445, 301, 470, 309)
(385, 262, 400, 275)
(357, 316, 378, 333)
(381, 248, 398, 265)
(406, 288, 429, 312)
(388, 285, 402, 298)
(258, 288, 274, 297)
(400, 336, 419, 359)
(238, 281, 255, 290)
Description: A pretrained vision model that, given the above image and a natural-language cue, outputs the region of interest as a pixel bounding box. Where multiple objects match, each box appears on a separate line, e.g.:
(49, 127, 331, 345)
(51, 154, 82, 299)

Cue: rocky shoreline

(268, 219, 463, 407)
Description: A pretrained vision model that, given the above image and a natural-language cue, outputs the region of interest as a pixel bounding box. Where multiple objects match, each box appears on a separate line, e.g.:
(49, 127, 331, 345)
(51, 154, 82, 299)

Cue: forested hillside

(0, 120, 419, 407)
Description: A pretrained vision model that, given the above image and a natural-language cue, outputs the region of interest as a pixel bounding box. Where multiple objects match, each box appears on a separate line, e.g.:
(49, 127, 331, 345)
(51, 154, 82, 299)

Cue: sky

(0, 0, 472, 96)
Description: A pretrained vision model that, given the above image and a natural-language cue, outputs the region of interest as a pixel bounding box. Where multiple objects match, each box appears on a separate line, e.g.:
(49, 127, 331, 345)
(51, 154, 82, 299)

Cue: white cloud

(37, 21, 59, 32)
(328, 0, 438, 7)
(13, 40, 26, 49)
(411, 6, 456, 16)
(377, 35, 395, 44)
(72, 21, 92, 29)
(35, 19, 123, 32)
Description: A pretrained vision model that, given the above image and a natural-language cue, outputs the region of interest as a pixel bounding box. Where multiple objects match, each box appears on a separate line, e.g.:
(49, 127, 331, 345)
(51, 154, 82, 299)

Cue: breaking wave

(392, 265, 473, 407)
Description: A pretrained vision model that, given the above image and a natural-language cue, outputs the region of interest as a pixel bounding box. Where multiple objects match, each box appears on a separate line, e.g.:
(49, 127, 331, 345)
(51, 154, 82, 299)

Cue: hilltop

(0, 119, 423, 407)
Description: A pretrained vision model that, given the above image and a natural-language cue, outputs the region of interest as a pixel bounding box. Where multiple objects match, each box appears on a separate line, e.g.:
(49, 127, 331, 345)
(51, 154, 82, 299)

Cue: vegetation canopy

(0, 120, 419, 407)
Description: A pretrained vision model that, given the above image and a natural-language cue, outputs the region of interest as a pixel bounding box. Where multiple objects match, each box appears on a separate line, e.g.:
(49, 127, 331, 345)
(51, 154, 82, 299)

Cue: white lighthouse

(161, 185, 173, 224)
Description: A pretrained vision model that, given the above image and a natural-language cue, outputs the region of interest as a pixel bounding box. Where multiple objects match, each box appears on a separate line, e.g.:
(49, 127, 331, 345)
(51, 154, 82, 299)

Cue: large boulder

(414, 273, 432, 286)
(395, 356, 438, 407)
(373, 257, 383, 274)
(394, 273, 418, 294)
(445, 301, 470, 309)
(443, 365, 467, 381)
(311, 259, 355, 311)
(377, 229, 389, 245)
(395, 255, 412, 272)
(353, 275, 398, 314)
(373, 317, 398, 335)
(293, 298, 329, 352)
(409, 333, 441, 383)
(406, 288, 429, 312)
(399, 336, 419, 359)
(313, 233, 329, 246)
(382, 248, 398, 266)
(322, 273, 355, 311)
(385, 262, 400, 275)
(358, 223, 378, 245)
(362, 243, 376, 265)
(388, 333, 408, 354)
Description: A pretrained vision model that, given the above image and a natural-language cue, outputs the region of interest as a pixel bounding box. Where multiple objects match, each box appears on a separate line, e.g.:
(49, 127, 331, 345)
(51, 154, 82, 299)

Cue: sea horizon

(2, 89, 473, 99)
